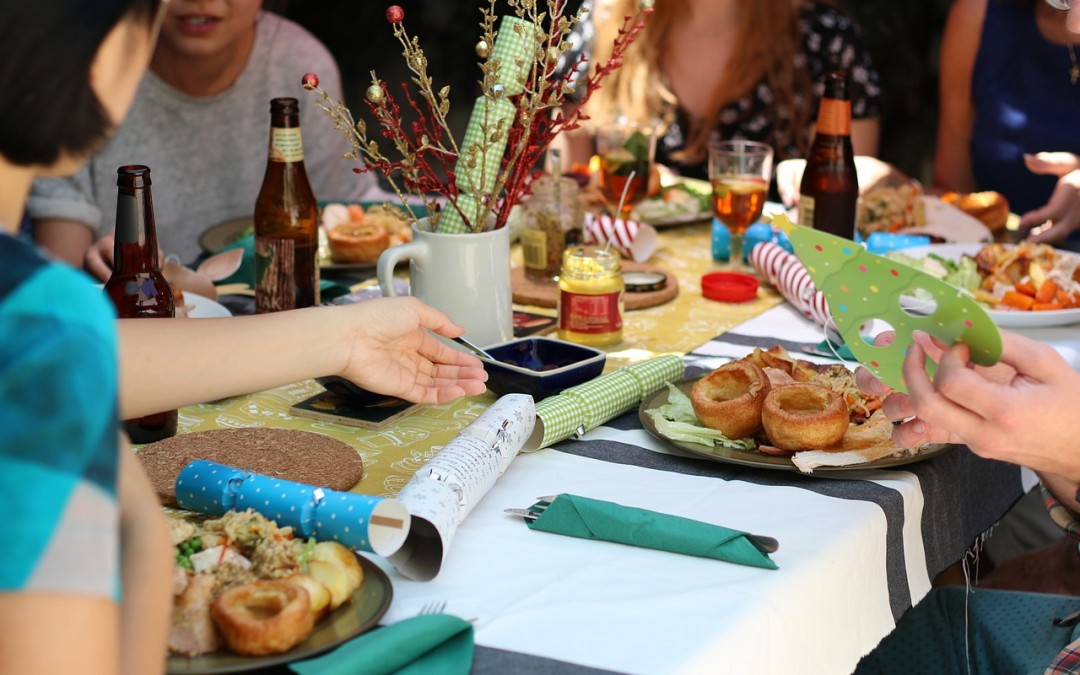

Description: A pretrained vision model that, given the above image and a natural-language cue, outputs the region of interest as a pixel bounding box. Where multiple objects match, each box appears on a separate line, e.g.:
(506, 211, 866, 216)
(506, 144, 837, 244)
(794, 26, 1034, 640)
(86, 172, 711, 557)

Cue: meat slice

(167, 573, 219, 657)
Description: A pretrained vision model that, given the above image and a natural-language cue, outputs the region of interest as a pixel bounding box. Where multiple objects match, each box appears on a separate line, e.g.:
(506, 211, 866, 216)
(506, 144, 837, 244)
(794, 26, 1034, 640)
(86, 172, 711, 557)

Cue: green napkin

(523, 494, 778, 570)
(531, 354, 685, 448)
(289, 614, 473, 675)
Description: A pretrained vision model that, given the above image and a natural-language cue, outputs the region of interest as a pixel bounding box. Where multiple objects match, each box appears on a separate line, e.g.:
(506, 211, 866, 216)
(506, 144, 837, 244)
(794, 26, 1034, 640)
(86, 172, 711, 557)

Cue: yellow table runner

(175, 222, 782, 497)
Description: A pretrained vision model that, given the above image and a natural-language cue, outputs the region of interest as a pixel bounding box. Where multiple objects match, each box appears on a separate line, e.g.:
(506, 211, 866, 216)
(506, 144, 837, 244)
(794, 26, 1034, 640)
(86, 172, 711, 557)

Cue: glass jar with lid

(557, 246, 624, 346)
(520, 175, 584, 282)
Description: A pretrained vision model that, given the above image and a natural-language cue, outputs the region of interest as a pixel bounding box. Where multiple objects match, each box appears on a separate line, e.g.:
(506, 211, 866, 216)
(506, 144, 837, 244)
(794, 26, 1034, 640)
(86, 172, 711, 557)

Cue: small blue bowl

(480, 337, 606, 401)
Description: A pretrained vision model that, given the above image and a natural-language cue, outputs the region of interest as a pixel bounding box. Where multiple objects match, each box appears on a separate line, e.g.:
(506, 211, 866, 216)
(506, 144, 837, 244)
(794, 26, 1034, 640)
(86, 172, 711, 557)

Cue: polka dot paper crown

(771, 214, 1002, 392)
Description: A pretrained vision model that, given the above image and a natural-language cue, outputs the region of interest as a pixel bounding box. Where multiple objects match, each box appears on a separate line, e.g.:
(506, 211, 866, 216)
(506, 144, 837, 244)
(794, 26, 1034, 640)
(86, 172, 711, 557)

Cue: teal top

(0, 234, 120, 599)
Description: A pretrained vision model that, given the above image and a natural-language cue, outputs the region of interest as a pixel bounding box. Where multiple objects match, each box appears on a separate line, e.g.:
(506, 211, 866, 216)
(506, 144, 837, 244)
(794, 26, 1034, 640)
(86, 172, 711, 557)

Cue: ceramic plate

(186, 293, 232, 319)
(632, 177, 713, 228)
(638, 379, 953, 473)
(895, 196, 993, 244)
(899, 243, 1080, 328)
(199, 201, 423, 273)
(166, 554, 392, 674)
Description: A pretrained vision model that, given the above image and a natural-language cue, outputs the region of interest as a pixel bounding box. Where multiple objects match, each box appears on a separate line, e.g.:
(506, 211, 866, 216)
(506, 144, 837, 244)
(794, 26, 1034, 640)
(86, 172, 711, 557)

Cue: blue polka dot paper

(773, 214, 1002, 392)
(175, 459, 410, 557)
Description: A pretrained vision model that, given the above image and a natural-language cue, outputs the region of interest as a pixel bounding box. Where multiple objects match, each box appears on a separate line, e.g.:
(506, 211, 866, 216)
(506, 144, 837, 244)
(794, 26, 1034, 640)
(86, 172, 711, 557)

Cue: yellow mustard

(557, 246, 624, 346)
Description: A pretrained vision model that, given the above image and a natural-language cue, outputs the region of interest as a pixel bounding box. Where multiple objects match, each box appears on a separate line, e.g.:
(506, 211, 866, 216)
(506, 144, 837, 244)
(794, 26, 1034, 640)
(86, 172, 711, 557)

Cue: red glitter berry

(301, 72, 319, 90)
(385, 5, 404, 23)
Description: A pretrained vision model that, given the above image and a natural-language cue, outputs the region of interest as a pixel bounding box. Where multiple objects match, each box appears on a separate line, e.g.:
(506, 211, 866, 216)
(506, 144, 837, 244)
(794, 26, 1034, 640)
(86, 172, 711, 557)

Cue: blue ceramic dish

(480, 337, 606, 401)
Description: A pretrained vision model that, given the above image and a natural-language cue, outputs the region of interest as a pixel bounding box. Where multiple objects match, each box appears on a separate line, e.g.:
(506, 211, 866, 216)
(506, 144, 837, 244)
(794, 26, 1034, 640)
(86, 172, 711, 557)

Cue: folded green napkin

(531, 354, 685, 448)
(522, 494, 778, 570)
(288, 614, 473, 675)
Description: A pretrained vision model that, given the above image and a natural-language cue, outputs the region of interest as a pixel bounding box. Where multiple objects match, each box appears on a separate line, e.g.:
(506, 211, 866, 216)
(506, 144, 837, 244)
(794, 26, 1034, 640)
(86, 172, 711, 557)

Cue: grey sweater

(27, 12, 373, 265)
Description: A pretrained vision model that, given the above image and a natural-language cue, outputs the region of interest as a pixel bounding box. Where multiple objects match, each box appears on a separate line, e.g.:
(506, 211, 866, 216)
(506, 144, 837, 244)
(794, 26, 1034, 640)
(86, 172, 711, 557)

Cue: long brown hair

(584, 0, 825, 162)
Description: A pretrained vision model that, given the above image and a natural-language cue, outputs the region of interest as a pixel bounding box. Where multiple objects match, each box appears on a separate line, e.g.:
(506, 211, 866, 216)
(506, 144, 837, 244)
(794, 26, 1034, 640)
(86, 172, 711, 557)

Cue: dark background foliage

(283, 0, 955, 182)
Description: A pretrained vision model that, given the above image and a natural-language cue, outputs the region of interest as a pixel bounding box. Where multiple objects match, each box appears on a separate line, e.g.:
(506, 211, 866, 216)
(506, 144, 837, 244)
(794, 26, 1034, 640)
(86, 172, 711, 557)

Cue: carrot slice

(347, 204, 365, 222)
(1014, 280, 1037, 297)
(1035, 279, 1060, 304)
(1002, 290, 1036, 310)
(1033, 302, 1065, 311)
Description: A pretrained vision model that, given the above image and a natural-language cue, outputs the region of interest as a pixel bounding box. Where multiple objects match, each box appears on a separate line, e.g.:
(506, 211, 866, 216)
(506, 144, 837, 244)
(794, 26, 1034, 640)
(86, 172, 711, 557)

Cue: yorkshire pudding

(761, 383, 849, 452)
(211, 580, 314, 656)
(325, 221, 390, 263)
(690, 360, 770, 439)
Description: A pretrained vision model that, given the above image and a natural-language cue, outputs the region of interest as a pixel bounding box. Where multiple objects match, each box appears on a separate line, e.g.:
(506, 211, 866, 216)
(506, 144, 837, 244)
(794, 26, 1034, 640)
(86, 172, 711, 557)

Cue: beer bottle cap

(701, 271, 759, 303)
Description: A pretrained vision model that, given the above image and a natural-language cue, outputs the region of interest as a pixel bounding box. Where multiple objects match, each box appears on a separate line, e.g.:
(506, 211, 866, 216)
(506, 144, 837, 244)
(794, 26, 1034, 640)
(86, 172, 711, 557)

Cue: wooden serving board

(512, 260, 679, 310)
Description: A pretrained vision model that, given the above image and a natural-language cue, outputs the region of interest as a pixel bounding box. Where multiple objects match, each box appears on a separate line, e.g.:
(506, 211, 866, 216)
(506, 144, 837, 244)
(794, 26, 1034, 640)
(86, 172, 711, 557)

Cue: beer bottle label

(255, 237, 298, 312)
(799, 195, 816, 228)
(268, 127, 305, 162)
(816, 99, 851, 136)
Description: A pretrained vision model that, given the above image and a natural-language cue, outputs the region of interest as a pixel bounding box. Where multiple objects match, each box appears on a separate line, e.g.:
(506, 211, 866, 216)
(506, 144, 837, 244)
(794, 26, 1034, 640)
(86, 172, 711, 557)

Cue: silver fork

(417, 600, 447, 616)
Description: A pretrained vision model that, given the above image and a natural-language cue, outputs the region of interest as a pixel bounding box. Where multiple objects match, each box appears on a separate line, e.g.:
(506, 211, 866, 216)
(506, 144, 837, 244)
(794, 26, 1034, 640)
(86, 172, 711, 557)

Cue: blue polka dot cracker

(176, 459, 410, 557)
(772, 214, 1002, 392)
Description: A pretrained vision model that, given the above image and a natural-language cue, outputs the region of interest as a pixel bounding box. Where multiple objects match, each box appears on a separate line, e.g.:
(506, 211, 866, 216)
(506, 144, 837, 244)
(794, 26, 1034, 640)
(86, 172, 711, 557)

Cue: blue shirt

(0, 234, 120, 599)
(971, 1, 1080, 214)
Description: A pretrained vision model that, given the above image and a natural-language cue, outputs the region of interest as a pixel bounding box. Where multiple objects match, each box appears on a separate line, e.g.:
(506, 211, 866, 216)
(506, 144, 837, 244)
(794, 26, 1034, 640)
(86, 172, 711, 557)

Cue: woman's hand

(856, 330, 1080, 482)
(1019, 153, 1080, 244)
(336, 297, 488, 405)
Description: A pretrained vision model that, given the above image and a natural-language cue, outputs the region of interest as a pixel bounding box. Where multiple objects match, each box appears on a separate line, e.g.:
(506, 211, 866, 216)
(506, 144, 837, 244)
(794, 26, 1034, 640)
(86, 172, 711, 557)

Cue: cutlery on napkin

(506, 494, 779, 570)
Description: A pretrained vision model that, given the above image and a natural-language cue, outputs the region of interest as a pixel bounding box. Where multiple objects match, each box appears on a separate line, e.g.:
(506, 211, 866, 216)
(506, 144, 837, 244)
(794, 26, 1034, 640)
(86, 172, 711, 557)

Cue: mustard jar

(520, 175, 584, 282)
(557, 246, 624, 346)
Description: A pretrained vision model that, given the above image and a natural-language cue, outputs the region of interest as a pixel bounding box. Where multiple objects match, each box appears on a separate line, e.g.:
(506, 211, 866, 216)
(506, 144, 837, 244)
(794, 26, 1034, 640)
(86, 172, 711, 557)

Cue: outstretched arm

(117, 297, 488, 418)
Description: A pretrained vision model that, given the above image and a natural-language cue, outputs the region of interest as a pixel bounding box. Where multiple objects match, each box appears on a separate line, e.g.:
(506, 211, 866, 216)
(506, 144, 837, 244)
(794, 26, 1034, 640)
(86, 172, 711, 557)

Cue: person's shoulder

(0, 236, 115, 342)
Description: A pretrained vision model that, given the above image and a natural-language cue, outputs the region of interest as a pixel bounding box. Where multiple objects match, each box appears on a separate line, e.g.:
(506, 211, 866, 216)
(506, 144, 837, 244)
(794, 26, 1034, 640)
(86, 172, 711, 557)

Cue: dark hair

(0, 0, 159, 167)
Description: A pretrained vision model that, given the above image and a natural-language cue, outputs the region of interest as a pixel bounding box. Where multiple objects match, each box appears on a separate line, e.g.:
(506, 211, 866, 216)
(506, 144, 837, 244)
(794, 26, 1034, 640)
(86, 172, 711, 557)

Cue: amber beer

(103, 165, 178, 444)
(799, 71, 859, 239)
(711, 177, 769, 236)
(254, 97, 319, 313)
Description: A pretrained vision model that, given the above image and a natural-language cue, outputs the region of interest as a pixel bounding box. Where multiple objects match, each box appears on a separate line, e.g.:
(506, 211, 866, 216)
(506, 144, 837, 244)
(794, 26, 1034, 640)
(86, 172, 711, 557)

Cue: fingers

(902, 339, 985, 440)
(994, 330, 1066, 383)
(405, 297, 467, 339)
(1020, 180, 1080, 238)
(855, 366, 890, 397)
(85, 241, 113, 282)
(1024, 152, 1080, 177)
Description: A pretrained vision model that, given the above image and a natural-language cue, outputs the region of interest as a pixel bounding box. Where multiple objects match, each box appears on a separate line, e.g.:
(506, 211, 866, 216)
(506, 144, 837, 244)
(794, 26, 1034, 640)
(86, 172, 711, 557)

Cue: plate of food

(198, 202, 419, 272)
(639, 346, 950, 473)
(630, 177, 713, 227)
(856, 185, 996, 244)
(888, 242, 1080, 328)
(166, 510, 392, 674)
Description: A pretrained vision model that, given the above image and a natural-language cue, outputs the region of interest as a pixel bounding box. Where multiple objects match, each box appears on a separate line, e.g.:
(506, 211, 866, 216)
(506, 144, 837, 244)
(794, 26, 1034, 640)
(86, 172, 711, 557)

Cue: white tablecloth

(361, 304, 1032, 675)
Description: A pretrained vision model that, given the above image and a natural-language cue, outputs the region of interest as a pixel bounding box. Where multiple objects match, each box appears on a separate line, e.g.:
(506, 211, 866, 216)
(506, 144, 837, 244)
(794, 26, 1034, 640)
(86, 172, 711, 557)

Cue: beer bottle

(103, 165, 178, 444)
(798, 70, 859, 239)
(254, 97, 319, 313)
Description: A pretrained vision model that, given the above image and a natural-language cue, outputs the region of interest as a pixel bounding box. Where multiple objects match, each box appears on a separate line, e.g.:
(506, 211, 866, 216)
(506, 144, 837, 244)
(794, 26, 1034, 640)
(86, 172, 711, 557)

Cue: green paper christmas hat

(771, 214, 1002, 392)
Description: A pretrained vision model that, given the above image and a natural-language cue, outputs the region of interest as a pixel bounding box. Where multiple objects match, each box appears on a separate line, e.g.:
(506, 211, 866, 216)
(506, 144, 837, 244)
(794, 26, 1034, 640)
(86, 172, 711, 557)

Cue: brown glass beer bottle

(254, 97, 319, 313)
(798, 70, 859, 239)
(103, 165, 178, 444)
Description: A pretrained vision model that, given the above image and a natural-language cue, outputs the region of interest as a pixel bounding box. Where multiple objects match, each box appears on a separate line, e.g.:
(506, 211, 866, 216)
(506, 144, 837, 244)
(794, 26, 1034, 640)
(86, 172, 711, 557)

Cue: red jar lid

(701, 272, 759, 303)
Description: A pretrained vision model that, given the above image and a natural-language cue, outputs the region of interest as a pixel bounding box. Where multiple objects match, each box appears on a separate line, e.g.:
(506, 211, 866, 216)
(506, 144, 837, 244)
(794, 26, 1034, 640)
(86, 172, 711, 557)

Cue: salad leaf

(885, 251, 981, 292)
(646, 383, 756, 449)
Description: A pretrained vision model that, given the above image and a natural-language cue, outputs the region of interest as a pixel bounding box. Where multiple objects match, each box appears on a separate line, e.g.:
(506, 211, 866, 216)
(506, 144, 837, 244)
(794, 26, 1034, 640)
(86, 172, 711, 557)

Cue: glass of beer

(596, 122, 657, 220)
(708, 140, 773, 271)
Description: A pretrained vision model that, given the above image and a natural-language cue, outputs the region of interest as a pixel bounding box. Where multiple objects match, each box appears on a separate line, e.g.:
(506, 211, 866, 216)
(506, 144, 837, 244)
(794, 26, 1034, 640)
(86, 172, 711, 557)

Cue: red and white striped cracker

(583, 214, 657, 263)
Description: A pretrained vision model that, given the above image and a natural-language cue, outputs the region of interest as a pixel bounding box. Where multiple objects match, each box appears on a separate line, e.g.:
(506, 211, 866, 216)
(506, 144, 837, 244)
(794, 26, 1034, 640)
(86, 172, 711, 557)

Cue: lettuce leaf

(646, 383, 756, 449)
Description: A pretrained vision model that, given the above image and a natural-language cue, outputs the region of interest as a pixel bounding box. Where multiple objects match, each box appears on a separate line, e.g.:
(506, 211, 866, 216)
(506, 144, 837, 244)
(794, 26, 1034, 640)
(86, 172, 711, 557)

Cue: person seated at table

(935, 0, 1080, 246)
(556, 0, 883, 180)
(0, 2, 488, 671)
(853, 289, 1080, 668)
(27, 0, 373, 280)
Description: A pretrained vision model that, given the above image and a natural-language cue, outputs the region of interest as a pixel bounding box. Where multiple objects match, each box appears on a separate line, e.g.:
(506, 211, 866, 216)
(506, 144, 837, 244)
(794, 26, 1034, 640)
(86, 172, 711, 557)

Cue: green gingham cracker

(489, 16, 533, 96)
(531, 355, 685, 449)
(438, 96, 516, 233)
